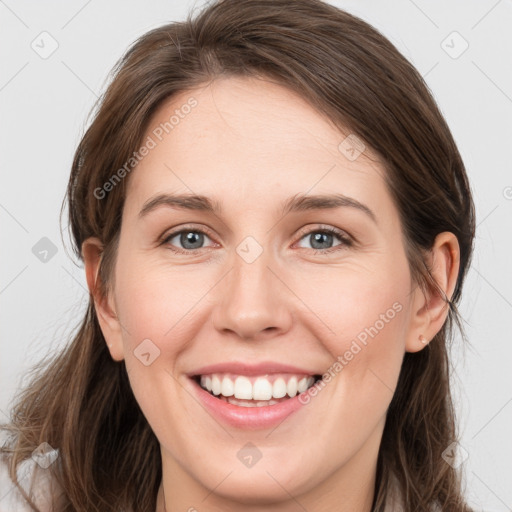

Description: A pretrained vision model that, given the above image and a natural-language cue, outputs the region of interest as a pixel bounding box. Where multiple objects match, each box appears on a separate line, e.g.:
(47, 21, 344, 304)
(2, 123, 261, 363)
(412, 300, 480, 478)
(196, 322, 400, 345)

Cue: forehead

(124, 76, 390, 218)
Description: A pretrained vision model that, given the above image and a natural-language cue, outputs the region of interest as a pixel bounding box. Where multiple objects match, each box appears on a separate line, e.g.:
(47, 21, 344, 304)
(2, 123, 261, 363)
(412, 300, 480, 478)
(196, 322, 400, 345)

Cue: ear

(82, 237, 124, 361)
(406, 232, 460, 353)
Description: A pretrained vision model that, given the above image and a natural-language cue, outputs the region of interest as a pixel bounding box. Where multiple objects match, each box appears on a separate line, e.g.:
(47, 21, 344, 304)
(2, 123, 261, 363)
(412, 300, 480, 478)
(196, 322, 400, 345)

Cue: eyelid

(294, 224, 352, 242)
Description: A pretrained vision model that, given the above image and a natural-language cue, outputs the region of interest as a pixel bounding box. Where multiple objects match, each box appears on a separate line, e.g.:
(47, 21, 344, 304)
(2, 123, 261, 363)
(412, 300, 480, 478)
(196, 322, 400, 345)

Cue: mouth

(191, 372, 322, 408)
(187, 362, 324, 429)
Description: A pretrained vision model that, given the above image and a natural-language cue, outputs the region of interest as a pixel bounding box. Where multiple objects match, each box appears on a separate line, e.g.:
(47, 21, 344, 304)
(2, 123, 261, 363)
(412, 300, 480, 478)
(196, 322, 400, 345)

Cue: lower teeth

(217, 394, 286, 407)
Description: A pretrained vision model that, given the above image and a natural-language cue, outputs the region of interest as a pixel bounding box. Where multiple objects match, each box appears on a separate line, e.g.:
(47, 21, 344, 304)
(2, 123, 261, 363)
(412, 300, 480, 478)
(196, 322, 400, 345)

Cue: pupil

(181, 232, 203, 249)
(311, 232, 332, 250)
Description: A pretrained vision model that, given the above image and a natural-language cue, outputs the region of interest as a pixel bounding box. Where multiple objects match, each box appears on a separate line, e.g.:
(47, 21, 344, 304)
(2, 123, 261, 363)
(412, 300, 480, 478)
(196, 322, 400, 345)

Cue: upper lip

(188, 361, 320, 377)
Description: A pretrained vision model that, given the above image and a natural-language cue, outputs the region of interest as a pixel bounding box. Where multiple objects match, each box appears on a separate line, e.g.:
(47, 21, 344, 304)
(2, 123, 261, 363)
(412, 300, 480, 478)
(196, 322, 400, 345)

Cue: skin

(82, 76, 460, 512)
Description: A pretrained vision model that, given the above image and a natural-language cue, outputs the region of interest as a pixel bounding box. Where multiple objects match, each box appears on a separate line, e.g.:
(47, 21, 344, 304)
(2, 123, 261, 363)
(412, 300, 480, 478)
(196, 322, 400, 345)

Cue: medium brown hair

(1, 0, 475, 510)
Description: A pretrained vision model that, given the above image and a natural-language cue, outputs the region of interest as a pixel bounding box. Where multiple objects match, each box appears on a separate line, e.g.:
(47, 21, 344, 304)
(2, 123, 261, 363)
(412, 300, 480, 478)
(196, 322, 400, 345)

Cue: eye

(294, 226, 352, 252)
(162, 227, 217, 254)
(161, 224, 353, 255)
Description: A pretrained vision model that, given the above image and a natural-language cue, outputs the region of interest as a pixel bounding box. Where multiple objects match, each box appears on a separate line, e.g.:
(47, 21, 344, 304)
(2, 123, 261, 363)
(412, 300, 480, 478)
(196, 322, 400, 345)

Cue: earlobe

(405, 232, 460, 353)
(407, 333, 430, 353)
(82, 237, 124, 361)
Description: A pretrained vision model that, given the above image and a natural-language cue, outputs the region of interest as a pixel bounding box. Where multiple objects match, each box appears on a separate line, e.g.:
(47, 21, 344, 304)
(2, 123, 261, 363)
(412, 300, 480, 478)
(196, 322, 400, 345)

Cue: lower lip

(190, 378, 307, 430)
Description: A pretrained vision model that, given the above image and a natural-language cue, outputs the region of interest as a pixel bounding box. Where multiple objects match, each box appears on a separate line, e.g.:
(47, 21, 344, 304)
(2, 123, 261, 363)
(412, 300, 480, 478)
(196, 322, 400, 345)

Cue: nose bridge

(212, 236, 292, 340)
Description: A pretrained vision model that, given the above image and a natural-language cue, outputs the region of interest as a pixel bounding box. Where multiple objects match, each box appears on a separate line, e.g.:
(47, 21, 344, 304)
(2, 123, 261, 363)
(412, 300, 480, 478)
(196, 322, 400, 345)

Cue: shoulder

(0, 429, 66, 512)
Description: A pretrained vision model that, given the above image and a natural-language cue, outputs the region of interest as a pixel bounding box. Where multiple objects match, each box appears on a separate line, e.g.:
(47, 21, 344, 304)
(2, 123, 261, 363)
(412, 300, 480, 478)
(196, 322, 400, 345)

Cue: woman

(0, 0, 475, 510)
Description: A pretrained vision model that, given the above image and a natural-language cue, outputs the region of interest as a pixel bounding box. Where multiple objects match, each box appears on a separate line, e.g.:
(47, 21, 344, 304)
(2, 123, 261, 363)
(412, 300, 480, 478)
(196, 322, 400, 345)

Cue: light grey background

(0, 0, 511, 510)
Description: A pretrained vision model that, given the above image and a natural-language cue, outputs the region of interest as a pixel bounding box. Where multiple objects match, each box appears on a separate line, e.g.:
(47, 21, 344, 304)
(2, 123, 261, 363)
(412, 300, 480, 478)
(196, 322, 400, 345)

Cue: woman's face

(97, 76, 427, 508)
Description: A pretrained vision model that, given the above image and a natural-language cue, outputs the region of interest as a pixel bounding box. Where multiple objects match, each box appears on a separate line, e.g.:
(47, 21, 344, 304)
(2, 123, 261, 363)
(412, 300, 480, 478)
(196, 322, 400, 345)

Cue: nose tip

(211, 257, 293, 341)
(223, 313, 280, 341)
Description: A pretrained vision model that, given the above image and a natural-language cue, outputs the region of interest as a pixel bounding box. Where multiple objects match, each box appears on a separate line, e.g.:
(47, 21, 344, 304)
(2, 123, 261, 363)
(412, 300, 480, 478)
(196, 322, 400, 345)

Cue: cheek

(297, 253, 411, 416)
(114, 256, 205, 346)
(112, 258, 214, 413)
(299, 255, 411, 359)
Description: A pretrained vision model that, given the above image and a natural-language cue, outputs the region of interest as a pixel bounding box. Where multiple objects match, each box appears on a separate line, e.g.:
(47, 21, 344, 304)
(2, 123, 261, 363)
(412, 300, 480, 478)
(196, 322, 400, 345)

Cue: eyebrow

(139, 193, 223, 218)
(138, 192, 377, 224)
(281, 193, 377, 223)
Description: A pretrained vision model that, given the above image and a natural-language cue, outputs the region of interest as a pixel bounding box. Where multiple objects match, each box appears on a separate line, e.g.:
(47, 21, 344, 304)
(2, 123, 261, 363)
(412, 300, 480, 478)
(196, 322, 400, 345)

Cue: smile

(188, 363, 323, 429)
(196, 373, 320, 407)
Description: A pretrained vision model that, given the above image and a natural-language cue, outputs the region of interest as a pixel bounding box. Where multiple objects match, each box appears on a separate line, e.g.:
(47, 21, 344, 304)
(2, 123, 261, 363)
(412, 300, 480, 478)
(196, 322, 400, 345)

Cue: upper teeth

(200, 374, 316, 400)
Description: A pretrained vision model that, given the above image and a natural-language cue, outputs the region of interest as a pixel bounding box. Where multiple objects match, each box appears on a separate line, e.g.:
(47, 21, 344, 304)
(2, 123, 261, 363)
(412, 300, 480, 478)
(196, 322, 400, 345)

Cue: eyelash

(160, 224, 353, 255)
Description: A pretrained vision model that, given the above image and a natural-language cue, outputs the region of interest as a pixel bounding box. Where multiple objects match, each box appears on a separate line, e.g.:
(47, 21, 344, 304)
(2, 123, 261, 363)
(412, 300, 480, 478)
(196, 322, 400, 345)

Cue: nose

(211, 247, 293, 341)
